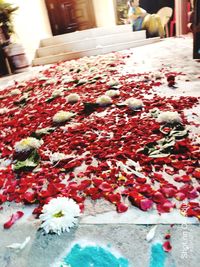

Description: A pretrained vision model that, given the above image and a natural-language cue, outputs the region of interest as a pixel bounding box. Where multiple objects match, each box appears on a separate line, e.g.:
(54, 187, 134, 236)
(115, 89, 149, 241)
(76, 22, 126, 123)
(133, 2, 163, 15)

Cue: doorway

(45, 0, 96, 35)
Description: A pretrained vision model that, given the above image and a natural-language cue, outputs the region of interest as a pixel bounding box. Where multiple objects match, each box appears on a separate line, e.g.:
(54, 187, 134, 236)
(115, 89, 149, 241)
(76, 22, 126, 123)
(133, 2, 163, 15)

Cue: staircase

(33, 25, 160, 66)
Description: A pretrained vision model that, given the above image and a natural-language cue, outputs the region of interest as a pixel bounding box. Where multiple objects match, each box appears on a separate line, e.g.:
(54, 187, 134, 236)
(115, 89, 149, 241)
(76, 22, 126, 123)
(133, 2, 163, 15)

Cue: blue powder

(62, 244, 129, 267)
(149, 243, 166, 267)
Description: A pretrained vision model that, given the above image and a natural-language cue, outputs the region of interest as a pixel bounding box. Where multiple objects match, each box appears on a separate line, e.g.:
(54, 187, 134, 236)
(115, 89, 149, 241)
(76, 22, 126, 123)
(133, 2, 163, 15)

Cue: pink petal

(4, 211, 24, 229)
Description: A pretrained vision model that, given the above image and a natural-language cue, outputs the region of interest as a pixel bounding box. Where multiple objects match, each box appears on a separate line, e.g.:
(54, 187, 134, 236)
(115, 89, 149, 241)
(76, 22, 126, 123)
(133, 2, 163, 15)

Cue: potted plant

(0, 0, 18, 43)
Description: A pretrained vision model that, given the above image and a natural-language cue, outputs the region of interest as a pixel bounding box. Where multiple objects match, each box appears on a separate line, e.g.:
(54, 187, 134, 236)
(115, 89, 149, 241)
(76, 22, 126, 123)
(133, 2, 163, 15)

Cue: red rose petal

(107, 193, 121, 204)
(99, 182, 113, 192)
(175, 192, 186, 201)
(163, 241, 172, 252)
(23, 191, 36, 203)
(152, 191, 166, 203)
(4, 211, 24, 229)
(193, 170, 200, 179)
(157, 200, 175, 213)
(116, 202, 128, 213)
(140, 199, 154, 211)
(165, 233, 171, 240)
(129, 191, 153, 211)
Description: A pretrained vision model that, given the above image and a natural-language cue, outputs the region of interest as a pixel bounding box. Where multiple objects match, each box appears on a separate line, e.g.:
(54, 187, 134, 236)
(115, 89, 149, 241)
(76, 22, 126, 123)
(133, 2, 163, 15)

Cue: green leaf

(13, 149, 40, 171)
(83, 102, 99, 114)
(46, 96, 57, 103)
(13, 158, 38, 171)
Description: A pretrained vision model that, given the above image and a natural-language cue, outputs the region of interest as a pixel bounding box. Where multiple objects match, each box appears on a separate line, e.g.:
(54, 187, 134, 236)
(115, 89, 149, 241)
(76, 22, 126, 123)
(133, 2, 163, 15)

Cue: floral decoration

(0, 50, 199, 224)
(39, 197, 80, 234)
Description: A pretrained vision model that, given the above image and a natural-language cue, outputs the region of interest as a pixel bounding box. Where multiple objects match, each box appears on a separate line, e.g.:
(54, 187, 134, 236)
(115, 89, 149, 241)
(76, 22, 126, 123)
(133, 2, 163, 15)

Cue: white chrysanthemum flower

(10, 89, 21, 96)
(107, 80, 119, 87)
(62, 77, 73, 84)
(49, 152, 68, 163)
(150, 72, 164, 80)
(38, 76, 48, 81)
(52, 89, 64, 98)
(18, 93, 29, 103)
(45, 78, 57, 85)
(14, 137, 43, 152)
(157, 111, 181, 124)
(0, 108, 9, 115)
(67, 93, 80, 103)
(105, 90, 120, 98)
(125, 98, 143, 110)
(39, 197, 81, 235)
(89, 67, 98, 73)
(53, 111, 75, 123)
(96, 95, 112, 106)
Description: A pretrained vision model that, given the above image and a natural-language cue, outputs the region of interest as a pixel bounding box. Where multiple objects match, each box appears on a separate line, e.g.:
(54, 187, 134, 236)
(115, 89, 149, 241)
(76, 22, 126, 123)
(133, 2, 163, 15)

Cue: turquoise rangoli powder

(61, 244, 129, 267)
(149, 243, 166, 267)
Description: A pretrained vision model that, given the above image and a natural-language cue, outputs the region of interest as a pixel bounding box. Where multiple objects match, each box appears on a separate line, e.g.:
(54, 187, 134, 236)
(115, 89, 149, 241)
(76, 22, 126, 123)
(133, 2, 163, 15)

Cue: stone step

(36, 31, 146, 58)
(40, 25, 133, 47)
(32, 37, 160, 66)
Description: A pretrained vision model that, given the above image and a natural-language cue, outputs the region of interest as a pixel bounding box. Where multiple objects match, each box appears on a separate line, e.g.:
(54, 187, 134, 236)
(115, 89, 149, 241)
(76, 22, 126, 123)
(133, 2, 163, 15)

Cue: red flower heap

(0, 52, 199, 220)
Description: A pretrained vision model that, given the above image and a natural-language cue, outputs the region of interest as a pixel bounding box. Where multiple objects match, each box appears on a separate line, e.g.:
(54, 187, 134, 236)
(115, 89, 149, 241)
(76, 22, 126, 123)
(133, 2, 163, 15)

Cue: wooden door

(45, 0, 96, 36)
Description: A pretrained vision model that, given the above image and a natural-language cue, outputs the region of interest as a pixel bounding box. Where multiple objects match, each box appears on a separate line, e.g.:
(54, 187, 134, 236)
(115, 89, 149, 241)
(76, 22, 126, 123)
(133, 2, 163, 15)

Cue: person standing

(127, 0, 165, 38)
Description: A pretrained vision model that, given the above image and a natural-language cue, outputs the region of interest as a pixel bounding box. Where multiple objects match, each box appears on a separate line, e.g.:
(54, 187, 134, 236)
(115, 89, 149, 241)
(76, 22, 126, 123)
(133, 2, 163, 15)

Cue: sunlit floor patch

(59, 243, 129, 267)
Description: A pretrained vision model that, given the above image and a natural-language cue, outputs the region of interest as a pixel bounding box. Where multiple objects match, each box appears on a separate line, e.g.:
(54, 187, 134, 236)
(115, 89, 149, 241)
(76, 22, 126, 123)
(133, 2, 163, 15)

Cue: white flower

(53, 111, 76, 123)
(150, 72, 164, 80)
(10, 89, 21, 96)
(67, 93, 80, 103)
(96, 95, 112, 106)
(105, 90, 120, 98)
(157, 111, 181, 124)
(0, 108, 9, 115)
(49, 152, 68, 163)
(14, 137, 43, 152)
(62, 77, 73, 84)
(6, 236, 31, 250)
(52, 89, 64, 98)
(38, 76, 48, 81)
(39, 197, 80, 235)
(125, 98, 143, 110)
(107, 80, 119, 87)
(45, 78, 57, 85)
(89, 67, 98, 73)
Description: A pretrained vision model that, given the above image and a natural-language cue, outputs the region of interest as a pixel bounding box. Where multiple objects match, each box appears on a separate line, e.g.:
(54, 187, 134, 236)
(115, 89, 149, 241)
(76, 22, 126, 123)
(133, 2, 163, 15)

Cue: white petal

(146, 225, 158, 242)
(7, 236, 31, 250)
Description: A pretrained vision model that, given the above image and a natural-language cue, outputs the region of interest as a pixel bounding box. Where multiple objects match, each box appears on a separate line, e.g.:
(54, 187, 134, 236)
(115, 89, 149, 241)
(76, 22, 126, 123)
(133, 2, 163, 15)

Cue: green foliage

(13, 149, 40, 172)
(0, 0, 18, 36)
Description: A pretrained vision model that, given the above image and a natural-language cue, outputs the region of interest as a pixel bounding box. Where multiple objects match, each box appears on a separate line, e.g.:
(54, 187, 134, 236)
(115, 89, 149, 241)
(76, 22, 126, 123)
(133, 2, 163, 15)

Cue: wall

(92, 0, 116, 27)
(6, 0, 117, 62)
(7, 0, 52, 61)
(175, 0, 189, 35)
